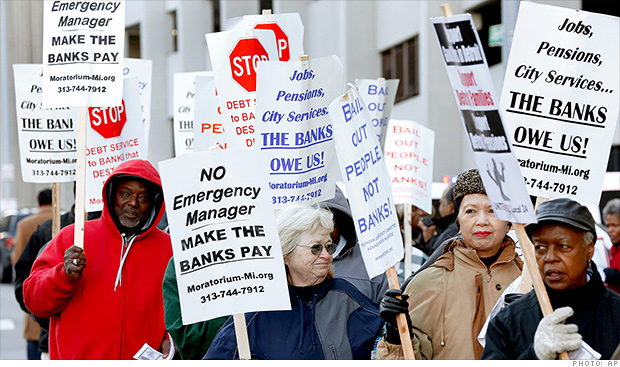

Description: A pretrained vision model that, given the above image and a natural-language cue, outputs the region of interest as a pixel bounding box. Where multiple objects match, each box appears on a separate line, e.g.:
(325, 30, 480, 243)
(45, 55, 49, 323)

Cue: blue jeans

(27, 340, 41, 360)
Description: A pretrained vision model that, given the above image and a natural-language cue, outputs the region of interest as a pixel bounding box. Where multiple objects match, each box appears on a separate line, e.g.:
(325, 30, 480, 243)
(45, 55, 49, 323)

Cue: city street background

(1, 283, 26, 360)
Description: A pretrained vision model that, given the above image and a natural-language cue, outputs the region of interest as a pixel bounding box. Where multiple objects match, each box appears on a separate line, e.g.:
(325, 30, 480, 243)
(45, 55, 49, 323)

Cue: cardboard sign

(158, 150, 290, 324)
(173, 71, 213, 156)
(431, 14, 536, 224)
(205, 29, 278, 150)
(354, 79, 399, 148)
(255, 56, 344, 206)
(193, 76, 227, 151)
(225, 12, 304, 62)
(85, 77, 146, 211)
(14, 64, 78, 183)
(500, 2, 619, 205)
(384, 119, 434, 214)
(329, 86, 404, 279)
(42, 0, 125, 108)
(123, 58, 152, 156)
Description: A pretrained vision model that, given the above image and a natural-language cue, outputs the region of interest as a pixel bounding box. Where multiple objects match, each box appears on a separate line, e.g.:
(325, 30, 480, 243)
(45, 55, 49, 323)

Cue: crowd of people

(10, 160, 620, 360)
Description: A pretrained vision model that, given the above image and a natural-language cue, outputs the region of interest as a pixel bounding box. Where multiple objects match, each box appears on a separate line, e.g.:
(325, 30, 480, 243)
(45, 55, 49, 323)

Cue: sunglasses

(298, 243, 337, 256)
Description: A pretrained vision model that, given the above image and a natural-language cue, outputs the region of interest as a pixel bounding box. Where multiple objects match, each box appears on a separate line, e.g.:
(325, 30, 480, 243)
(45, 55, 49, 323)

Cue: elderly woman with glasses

(205, 202, 384, 360)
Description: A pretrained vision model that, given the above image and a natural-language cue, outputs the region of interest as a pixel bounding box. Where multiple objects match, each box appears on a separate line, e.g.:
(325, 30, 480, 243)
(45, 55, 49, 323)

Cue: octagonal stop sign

(229, 38, 269, 93)
(89, 99, 127, 139)
(254, 22, 290, 61)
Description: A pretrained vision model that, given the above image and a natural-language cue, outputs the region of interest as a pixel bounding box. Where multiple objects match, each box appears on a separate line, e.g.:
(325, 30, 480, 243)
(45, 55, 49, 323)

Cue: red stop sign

(89, 99, 127, 139)
(254, 22, 290, 61)
(229, 38, 269, 93)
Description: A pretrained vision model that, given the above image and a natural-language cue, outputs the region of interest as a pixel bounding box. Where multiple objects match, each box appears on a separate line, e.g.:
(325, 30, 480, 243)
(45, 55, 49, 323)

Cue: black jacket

(481, 263, 620, 360)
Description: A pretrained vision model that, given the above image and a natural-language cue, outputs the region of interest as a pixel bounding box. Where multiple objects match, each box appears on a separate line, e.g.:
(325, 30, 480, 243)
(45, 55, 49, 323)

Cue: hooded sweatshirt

(24, 159, 172, 360)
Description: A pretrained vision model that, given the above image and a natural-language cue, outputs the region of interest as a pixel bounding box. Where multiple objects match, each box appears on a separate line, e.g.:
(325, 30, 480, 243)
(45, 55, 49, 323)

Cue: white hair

(275, 202, 334, 260)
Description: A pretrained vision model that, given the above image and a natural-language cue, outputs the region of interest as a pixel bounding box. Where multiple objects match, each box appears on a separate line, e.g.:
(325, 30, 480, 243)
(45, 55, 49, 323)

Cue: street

(0, 282, 26, 360)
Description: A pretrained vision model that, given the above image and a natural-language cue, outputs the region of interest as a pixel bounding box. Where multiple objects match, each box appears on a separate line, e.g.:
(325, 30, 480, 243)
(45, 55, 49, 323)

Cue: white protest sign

(85, 77, 146, 211)
(329, 86, 404, 279)
(173, 71, 213, 156)
(255, 56, 344, 206)
(500, 2, 619, 205)
(14, 64, 78, 183)
(226, 12, 304, 62)
(193, 76, 227, 151)
(42, 0, 125, 108)
(431, 14, 536, 223)
(354, 79, 399, 148)
(158, 150, 290, 324)
(205, 29, 278, 150)
(384, 119, 434, 214)
(123, 58, 152, 156)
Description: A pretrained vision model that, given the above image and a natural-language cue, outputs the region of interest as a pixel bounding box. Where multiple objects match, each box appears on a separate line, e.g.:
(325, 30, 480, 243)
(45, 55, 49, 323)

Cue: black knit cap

(525, 198, 596, 238)
(453, 169, 486, 218)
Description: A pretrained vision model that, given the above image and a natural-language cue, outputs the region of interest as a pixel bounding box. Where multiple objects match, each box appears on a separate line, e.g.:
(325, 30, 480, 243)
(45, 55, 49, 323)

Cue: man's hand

(379, 289, 413, 345)
(418, 219, 436, 243)
(533, 306, 582, 360)
(64, 246, 86, 280)
(161, 338, 171, 359)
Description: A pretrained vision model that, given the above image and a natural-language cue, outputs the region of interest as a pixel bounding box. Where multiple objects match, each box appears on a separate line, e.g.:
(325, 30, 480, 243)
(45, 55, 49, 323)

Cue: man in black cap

(482, 198, 620, 360)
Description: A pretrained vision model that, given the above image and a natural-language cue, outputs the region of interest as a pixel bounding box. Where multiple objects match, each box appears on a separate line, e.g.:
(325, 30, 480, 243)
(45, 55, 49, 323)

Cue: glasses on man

(298, 243, 337, 256)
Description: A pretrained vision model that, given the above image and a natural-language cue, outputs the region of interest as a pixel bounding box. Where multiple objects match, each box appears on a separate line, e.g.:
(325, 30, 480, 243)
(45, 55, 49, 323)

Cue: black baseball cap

(525, 198, 596, 238)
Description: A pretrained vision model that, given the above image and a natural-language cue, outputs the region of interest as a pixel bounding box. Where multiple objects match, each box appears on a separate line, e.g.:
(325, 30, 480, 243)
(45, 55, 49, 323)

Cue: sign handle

(385, 266, 416, 360)
(73, 106, 88, 249)
(518, 197, 548, 294)
(404, 205, 412, 277)
(440, 3, 454, 18)
(299, 55, 309, 62)
(233, 313, 251, 360)
(262, 9, 272, 15)
(52, 182, 61, 237)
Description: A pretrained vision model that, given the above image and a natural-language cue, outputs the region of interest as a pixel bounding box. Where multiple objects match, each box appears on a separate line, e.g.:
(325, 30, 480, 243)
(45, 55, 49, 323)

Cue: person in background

(23, 160, 173, 359)
(319, 186, 388, 304)
(377, 169, 522, 360)
(602, 198, 620, 293)
(10, 188, 52, 360)
(205, 202, 383, 359)
(481, 198, 620, 360)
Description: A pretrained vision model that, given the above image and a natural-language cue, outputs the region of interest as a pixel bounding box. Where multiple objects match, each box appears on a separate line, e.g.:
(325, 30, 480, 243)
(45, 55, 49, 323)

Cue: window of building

(125, 24, 140, 58)
(212, 0, 221, 33)
(582, 0, 620, 17)
(381, 36, 419, 103)
(469, 0, 501, 67)
(608, 146, 620, 171)
(169, 10, 178, 52)
(260, 0, 273, 13)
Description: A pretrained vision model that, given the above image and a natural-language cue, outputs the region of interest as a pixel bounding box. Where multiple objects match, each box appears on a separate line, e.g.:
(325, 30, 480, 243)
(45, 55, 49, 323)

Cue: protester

(319, 186, 388, 304)
(205, 202, 383, 359)
(377, 169, 522, 360)
(163, 256, 228, 359)
(23, 159, 173, 359)
(10, 188, 52, 360)
(395, 204, 430, 280)
(602, 198, 620, 293)
(482, 198, 620, 360)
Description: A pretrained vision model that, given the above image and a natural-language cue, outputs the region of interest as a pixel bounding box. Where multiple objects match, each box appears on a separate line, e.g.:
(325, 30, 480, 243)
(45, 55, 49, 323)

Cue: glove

(604, 268, 620, 285)
(533, 306, 582, 360)
(379, 289, 413, 345)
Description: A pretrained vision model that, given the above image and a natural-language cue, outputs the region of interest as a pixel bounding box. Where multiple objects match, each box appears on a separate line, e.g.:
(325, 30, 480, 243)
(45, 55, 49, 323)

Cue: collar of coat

(432, 235, 523, 272)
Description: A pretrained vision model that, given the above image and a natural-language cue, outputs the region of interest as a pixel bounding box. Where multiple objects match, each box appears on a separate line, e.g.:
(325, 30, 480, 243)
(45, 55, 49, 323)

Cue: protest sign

(123, 58, 152, 155)
(431, 13, 536, 223)
(85, 77, 146, 212)
(255, 56, 344, 206)
(41, 0, 125, 108)
(158, 150, 290, 323)
(500, 2, 619, 205)
(384, 119, 434, 214)
(173, 71, 213, 156)
(329, 86, 403, 279)
(205, 28, 278, 150)
(14, 64, 77, 183)
(354, 79, 399, 148)
(193, 76, 227, 151)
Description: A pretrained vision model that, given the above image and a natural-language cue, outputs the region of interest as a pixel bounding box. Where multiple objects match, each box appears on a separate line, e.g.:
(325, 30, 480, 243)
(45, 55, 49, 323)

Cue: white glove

(534, 306, 582, 360)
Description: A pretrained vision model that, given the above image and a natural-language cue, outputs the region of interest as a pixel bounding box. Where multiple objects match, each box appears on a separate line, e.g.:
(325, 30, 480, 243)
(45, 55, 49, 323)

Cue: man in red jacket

(24, 159, 173, 360)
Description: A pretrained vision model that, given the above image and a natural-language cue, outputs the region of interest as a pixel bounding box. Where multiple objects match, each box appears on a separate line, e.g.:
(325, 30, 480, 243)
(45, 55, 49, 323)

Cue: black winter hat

(525, 198, 596, 238)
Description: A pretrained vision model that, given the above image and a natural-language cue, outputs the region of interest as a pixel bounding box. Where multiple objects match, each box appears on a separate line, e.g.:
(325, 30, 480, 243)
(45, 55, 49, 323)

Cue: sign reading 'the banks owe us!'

(42, 0, 125, 108)
(431, 13, 536, 224)
(159, 150, 290, 324)
(500, 2, 619, 205)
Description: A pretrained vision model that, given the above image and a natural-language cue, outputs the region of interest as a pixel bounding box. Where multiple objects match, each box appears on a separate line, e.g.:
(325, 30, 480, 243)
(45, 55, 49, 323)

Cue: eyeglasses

(297, 243, 337, 256)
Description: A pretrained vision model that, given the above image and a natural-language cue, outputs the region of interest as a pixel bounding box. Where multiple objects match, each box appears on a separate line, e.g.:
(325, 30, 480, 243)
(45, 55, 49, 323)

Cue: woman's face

(457, 194, 510, 258)
(532, 224, 594, 290)
(604, 213, 620, 245)
(284, 227, 333, 287)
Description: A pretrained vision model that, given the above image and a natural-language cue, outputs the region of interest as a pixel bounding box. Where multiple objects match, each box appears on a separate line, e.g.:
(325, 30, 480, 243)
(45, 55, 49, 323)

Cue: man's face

(604, 213, 620, 245)
(114, 180, 153, 228)
(438, 187, 454, 217)
(532, 224, 594, 290)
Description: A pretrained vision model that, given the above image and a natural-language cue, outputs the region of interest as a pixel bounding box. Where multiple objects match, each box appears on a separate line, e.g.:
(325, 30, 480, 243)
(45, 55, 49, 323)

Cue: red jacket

(24, 159, 173, 359)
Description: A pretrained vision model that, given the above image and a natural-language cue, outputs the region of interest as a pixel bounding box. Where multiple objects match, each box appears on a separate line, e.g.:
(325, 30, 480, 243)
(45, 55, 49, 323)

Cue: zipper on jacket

(119, 234, 129, 359)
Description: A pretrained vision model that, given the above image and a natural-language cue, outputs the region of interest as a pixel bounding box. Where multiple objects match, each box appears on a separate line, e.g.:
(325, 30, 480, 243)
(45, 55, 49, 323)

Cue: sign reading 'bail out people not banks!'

(158, 150, 290, 324)
(431, 13, 536, 223)
(500, 2, 619, 205)
(42, 0, 125, 108)
(354, 79, 399, 149)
